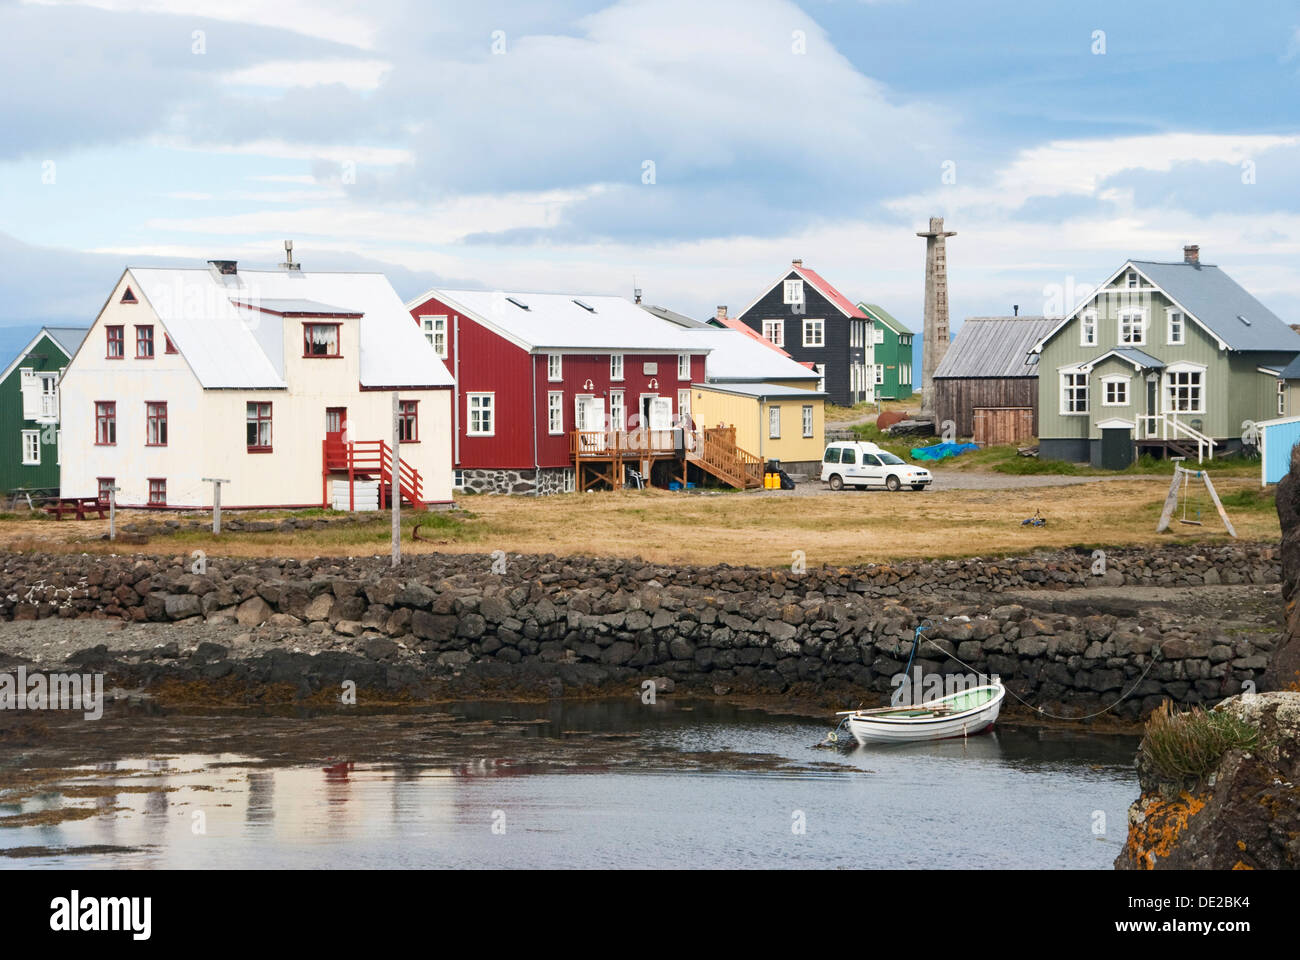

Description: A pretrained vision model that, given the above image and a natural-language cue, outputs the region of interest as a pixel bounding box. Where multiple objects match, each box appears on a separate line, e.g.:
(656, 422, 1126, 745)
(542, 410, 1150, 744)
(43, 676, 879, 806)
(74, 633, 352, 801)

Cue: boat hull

(845, 688, 1005, 745)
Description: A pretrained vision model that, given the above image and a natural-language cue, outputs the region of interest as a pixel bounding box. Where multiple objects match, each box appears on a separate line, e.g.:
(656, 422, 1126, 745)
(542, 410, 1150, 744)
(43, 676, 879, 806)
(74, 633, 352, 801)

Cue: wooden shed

(933, 316, 1055, 443)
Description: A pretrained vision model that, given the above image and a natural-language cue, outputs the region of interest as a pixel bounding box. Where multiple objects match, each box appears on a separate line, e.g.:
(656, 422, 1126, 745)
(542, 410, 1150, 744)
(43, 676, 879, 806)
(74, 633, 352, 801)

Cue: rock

(235, 596, 273, 627)
(335, 620, 364, 638)
(362, 637, 398, 661)
(163, 594, 201, 620)
(304, 593, 334, 622)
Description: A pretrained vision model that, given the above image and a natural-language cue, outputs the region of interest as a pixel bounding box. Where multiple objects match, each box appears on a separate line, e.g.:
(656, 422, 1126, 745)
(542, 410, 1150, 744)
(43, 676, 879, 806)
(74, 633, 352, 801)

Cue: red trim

(398, 399, 419, 443)
(105, 325, 124, 359)
(164, 334, 179, 354)
(303, 322, 342, 358)
(359, 383, 453, 391)
(120, 287, 137, 304)
(147, 477, 167, 507)
(145, 401, 167, 446)
(136, 325, 155, 359)
(94, 401, 116, 445)
(246, 401, 272, 453)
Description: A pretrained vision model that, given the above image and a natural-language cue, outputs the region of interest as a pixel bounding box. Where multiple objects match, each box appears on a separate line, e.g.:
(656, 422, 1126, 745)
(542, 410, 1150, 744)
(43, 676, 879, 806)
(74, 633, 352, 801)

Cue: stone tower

(917, 216, 956, 416)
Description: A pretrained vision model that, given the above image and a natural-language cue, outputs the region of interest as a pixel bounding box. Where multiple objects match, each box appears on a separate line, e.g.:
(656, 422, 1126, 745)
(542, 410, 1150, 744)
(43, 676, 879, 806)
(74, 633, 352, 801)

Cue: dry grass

(0, 475, 1277, 567)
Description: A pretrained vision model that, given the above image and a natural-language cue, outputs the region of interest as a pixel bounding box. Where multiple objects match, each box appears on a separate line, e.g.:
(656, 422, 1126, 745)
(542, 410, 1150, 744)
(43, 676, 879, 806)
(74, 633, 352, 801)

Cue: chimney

(208, 260, 237, 275)
(280, 240, 300, 272)
(633, 286, 642, 305)
(792, 258, 803, 267)
(1184, 244, 1200, 264)
(1013, 304, 1019, 316)
(716, 305, 727, 321)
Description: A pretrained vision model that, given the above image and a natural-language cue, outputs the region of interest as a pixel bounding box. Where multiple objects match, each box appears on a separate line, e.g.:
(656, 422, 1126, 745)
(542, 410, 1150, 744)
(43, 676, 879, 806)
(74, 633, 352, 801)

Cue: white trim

(547, 390, 563, 435)
(1077, 348, 1161, 373)
(1096, 417, 1136, 430)
(1059, 369, 1090, 415)
(610, 353, 624, 381)
(466, 392, 496, 436)
(1118, 306, 1148, 346)
(1257, 366, 1282, 376)
(1100, 374, 1131, 407)
(20, 429, 40, 466)
(547, 353, 562, 382)
(1161, 364, 1206, 416)
(734, 266, 865, 323)
(1079, 310, 1098, 347)
(783, 278, 805, 305)
(802, 318, 825, 348)
(1165, 306, 1185, 346)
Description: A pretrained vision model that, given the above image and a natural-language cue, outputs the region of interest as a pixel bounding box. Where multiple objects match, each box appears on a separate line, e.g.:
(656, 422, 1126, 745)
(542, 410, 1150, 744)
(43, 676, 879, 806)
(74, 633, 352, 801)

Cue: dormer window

(783, 279, 805, 305)
(303, 323, 341, 357)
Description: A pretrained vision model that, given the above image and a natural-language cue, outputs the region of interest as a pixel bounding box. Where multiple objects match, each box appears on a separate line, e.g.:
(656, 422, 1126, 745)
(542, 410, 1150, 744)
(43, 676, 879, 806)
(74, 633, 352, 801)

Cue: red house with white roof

(405, 289, 727, 493)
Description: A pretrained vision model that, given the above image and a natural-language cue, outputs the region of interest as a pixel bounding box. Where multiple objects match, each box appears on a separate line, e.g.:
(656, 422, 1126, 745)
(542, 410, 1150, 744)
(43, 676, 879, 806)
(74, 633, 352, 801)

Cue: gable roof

(413, 290, 710, 353)
(681, 328, 821, 383)
(0, 325, 90, 385)
(640, 304, 711, 329)
(711, 314, 794, 357)
(1034, 258, 1300, 354)
(934, 317, 1055, 379)
(113, 268, 451, 390)
(857, 302, 912, 336)
(735, 263, 870, 322)
(1081, 347, 1166, 372)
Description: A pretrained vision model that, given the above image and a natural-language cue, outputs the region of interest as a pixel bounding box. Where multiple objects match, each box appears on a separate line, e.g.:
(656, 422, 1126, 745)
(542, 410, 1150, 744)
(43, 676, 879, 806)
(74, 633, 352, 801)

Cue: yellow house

(681, 328, 826, 473)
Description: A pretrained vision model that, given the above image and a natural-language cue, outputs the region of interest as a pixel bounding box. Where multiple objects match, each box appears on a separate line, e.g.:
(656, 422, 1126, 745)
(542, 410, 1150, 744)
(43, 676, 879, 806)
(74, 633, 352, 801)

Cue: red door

(326, 407, 347, 443)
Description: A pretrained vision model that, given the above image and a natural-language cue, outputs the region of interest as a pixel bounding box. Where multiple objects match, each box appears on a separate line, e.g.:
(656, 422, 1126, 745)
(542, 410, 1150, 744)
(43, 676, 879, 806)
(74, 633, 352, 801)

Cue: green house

(0, 326, 89, 497)
(857, 303, 915, 401)
(1030, 247, 1300, 469)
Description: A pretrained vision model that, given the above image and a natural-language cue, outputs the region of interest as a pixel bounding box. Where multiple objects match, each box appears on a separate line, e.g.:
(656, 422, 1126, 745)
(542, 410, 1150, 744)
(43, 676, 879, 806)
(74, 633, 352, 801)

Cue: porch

(322, 439, 426, 510)
(570, 426, 764, 491)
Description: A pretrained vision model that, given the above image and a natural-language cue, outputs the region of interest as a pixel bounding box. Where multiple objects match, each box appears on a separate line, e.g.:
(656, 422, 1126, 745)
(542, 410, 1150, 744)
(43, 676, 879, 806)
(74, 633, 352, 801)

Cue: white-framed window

(420, 315, 448, 357)
(1279, 379, 1287, 417)
(783, 279, 804, 305)
(610, 353, 624, 381)
(802, 318, 824, 347)
(768, 405, 781, 439)
(762, 319, 784, 346)
(20, 429, 40, 465)
(1166, 309, 1185, 345)
(874, 327, 885, 345)
(1080, 310, 1097, 347)
(874, 364, 884, 385)
(453, 470, 465, 490)
(802, 405, 814, 438)
(677, 389, 691, 423)
(1061, 371, 1089, 414)
(467, 393, 495, 435)
(901, 364, 911, 384)
(1119, 309, 1146, 345)
(547, 391, 563, 435)
(562, 470, 575, 493)
(1164, 365, 1204, 414)
(1127, 270, 1139, 289)
(678, 354, 690, 379)
(610, 389, 625, 431)
(1102, 376, 1130, 406)
(547, 354, 562, 382)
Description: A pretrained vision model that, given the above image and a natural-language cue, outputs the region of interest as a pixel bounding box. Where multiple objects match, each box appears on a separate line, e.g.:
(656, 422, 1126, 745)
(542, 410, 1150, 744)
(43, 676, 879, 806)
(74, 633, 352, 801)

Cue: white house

(60, 257, 455, 510)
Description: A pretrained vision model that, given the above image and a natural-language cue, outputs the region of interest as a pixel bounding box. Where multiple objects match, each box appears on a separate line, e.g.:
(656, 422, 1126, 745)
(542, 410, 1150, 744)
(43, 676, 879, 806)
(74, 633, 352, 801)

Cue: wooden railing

(1136, 413, 1218, 463)
(323, 439, 424, 509)
(570, 428, 682, 459)
(569, 426, 762, 490)
(691, 427, 763, 489)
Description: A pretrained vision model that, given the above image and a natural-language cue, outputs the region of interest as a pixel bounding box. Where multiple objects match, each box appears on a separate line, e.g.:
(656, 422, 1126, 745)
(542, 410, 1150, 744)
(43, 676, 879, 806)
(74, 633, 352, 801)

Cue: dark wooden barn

(933, 316, 1055, 444)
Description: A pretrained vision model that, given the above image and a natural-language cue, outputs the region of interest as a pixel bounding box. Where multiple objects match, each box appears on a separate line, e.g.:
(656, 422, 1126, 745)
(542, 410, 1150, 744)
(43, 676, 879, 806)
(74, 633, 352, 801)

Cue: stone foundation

(457, 467, 574, 496)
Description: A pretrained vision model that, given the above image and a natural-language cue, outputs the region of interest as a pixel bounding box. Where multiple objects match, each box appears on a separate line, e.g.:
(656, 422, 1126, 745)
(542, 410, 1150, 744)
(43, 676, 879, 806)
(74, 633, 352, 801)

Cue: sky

(3, 0, 1300, 350)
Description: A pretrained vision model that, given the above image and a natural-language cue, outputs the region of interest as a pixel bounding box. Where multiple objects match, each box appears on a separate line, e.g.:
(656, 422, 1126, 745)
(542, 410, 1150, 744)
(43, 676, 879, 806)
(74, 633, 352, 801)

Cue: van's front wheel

(829, 474, 844, 491)
(885, 475, 901, 491)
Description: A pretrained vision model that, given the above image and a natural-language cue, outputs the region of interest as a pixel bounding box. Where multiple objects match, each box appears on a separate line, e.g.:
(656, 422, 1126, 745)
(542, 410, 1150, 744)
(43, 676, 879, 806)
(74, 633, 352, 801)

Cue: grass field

(0, 472, 1277, 567)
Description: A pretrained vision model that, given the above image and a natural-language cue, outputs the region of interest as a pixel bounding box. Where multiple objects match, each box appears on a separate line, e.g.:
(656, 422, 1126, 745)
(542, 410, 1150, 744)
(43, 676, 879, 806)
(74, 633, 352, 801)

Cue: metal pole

(108, 486, 120, 541)
(391, 393, 401, 568)
(202, 478, 230, 535)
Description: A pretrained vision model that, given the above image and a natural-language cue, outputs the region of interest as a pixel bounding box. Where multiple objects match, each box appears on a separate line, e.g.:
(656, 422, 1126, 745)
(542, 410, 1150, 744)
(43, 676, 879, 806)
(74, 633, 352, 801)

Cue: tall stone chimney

(792, 258, 803, 267)
(1184, 244, 1200, 264)
(917, 216, 956, 415)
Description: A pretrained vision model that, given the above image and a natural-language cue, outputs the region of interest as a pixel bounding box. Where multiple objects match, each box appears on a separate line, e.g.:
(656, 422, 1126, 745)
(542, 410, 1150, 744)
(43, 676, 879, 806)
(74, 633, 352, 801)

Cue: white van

(821, 441, 932, 492)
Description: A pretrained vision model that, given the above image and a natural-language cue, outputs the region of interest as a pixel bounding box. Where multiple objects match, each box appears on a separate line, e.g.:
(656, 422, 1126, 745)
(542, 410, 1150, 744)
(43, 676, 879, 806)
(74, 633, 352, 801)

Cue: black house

(733, 259, 873, 406)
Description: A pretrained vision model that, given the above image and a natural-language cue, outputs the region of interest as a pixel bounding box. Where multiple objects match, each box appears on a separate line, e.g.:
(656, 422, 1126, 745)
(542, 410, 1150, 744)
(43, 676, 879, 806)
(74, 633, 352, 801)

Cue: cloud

(223, 58, 393, 91)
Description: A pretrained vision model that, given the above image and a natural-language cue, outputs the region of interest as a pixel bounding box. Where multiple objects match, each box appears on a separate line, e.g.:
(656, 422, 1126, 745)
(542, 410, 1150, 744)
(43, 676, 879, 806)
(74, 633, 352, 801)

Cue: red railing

(323, 439, 424, 509)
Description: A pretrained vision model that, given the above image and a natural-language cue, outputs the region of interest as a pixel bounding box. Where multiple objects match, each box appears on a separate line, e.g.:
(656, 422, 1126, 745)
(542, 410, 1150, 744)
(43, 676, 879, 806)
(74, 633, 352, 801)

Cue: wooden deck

(570, 427, 764, 491)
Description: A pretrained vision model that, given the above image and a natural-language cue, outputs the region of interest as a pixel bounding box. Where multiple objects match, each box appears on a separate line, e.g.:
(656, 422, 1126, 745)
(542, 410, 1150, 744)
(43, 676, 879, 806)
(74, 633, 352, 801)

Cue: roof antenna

(633, 275, 642, 305)
(281, 239, 300, 272)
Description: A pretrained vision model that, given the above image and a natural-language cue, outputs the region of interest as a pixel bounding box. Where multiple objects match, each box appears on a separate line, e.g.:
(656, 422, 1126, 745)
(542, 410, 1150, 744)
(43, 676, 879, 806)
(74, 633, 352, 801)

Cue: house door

(1145, 378, 1158, 436)
(326, 407, 347, 444)
(649, 397, 672, 430)
(1101, 427, 1134, 470)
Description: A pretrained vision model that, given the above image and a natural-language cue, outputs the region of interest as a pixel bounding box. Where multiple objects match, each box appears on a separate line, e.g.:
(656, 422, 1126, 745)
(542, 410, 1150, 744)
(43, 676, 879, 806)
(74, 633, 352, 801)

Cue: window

(453, 470, 465, 490)
(762, 320, 784, 347)
(677, 389, 691, 421)
(95, 401, 116, 445)
(1061, 372, 1089, 414)
(678, 354, 691, 379)
(106, 325, 124, 359)
(165, 334, 179, 354)
(547, 354, 562, 382)
(1102, 377, 1129, 406)
(840, 447, 856, 464)
(802, 405, 814, 438)
(1280, 380, 1287, 417)
(1167, 310, 1185, 345)
(246, 402, 272, 451)
(468, 393, 494, 435)
(148, 478, 166, 506)
(146, 401, 167, 446)
(38, 373, 58, 419)
(768, 406, 781, 439)
(97, 478, 114, 504)
(862, 454, 881, 467)
(1080, 311, 1097, 347)
(824, 447, 841, 464)
(1119, 309, 1146, 345)
(20, 430, 39, 465)
(802, 318, 824, 347)
(420, 315, 448, 357)
(874, 327, 885, 345)
(610, 389, 625, 431)
(548, 392, 563, 435)
(398, 400, 419, 442)
(610, 354, 623, 381)
(874, 364, 884, 385)
(1127, 271, 1139, 288)
(120, 287, 137, 304)
(303, 323, 341, 357)
(783, 279, 804, 305)
(136, 325, 155, 358)
(1165, 368, 1204, 414)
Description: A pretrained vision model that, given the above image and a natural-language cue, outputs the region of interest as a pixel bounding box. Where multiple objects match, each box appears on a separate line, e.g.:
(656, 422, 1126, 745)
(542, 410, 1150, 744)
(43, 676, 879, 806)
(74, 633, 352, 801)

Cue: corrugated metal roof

(237, 298, 362, 317)
(794, 266, 870, 320)
(1089, 347, 1165, 370)
(712, 314, 794, 357)
(641, 304, 711, 329)
(857, 303, 912, 335)
(44, 326, 90, 356)
(428, 290, 710, 352)
(1131, 260, 1300, 352)
(696, 381, 826, 400)
(126, 268, 453, 389)
(934, 316, 1056, 379)
(682, 328, 821, 383)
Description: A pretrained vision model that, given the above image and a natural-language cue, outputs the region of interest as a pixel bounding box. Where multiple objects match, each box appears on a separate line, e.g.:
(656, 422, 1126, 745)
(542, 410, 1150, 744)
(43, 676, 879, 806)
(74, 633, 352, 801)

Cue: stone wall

(457, 467, 573, 496)
(0, 545, 1281, 714)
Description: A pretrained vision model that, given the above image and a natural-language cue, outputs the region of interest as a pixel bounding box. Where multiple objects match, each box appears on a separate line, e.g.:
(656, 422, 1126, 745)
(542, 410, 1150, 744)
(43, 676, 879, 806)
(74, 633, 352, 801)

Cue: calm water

(0, 701, 1138, 869)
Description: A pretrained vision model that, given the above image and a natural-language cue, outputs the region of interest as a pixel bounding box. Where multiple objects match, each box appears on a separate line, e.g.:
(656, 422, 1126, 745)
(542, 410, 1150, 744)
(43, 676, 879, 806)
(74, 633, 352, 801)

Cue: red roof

(715, 314, 793, 357)
(794, 266, 870, 320)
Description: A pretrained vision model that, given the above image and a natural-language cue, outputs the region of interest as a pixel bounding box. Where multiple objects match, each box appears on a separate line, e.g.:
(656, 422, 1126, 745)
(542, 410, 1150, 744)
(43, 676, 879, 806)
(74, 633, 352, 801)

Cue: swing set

(1156, 459, 1236, 537)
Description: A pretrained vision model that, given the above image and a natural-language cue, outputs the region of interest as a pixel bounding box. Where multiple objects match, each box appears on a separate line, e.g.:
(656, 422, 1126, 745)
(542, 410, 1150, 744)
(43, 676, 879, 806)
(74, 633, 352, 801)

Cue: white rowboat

(837, 682, 1005, 745)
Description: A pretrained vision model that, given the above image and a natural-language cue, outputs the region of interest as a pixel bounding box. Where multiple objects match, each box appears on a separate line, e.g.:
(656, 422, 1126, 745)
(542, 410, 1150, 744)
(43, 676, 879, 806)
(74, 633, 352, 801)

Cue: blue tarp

(910, 442, 979, 461)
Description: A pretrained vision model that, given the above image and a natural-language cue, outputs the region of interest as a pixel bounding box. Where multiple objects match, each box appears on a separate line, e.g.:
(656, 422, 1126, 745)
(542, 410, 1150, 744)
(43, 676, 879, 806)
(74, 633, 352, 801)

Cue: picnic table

(44, 497, 107, 521)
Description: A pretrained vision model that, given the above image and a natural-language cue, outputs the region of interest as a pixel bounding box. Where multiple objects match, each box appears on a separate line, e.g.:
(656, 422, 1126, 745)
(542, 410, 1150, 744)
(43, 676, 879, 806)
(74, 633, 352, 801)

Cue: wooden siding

(934, 377, 1038, 438)
(0, 333, 70, 494)
(973, 407, 1035, 445)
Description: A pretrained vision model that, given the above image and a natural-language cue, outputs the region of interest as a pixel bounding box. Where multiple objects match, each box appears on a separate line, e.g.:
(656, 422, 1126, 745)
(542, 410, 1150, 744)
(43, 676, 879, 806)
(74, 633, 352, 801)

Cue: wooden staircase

(323, 439, 425, 510)
(685, 426, 764, 490)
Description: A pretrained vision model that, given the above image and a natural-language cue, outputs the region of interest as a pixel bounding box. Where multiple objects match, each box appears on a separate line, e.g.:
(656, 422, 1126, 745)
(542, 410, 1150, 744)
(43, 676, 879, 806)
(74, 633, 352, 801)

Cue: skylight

(572, 299, 596, 313)
(1238, 314, 1251, 326)
(506, 297, 530, 311)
